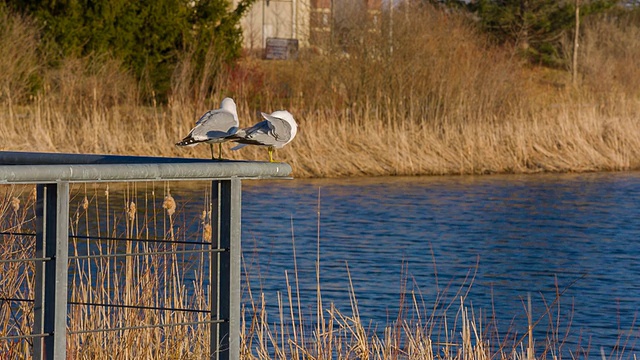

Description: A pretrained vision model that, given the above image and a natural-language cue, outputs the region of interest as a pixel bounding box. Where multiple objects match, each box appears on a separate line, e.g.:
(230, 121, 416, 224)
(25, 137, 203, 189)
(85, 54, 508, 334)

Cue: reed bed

(1, 184, 635, 359)
(1, 5, 640, 178)
(0, 183, 214, 359)
(65, 183, 213, 359)
(0, 186, 36, 359)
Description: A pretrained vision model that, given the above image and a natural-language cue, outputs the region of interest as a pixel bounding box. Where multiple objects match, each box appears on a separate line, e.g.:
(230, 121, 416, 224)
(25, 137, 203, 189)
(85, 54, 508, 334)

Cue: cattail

(11, 197, 20, 212)
(163, 195, 176, 216)
(128, 202, 136, 221)
(203, 223, 212, 242)
(82, 196, 89, 210)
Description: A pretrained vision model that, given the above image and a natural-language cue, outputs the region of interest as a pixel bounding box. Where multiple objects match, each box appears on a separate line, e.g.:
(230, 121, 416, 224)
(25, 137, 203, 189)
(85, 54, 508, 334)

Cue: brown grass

(0, 183, 213, 359)
(0, 4, 639, 178)
(1, 184, 606, 359)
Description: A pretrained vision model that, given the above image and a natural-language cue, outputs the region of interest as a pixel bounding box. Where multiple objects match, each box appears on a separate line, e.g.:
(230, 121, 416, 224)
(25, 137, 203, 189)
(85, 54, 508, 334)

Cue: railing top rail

(0, 151, 292, 183)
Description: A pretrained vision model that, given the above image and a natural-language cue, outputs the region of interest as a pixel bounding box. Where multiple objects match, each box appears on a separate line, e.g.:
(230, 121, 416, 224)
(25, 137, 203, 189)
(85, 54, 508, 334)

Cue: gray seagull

(176, 97, 239, 159)
(228, 110, 298, 162)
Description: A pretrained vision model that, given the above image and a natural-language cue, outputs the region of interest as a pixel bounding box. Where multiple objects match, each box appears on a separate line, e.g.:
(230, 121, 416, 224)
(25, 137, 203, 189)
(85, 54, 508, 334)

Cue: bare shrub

(579, 12, 640, 100)
(44, 55, 139, 112)
(0, 10, 40, 113)
(254, 2, 528, 127)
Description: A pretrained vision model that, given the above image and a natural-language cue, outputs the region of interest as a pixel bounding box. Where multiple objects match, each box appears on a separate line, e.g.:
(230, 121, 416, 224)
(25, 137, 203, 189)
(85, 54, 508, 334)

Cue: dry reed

(0, 184, 637, 359)
(0, 4, 639, 179)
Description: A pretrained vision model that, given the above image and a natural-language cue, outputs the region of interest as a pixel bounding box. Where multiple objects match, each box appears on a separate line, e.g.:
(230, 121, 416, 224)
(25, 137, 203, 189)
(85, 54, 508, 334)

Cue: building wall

(233, 0, 311, 51)
(233, 0, 384, 51)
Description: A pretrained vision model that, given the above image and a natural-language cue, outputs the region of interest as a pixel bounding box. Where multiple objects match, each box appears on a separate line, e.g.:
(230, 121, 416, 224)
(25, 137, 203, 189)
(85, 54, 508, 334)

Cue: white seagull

(228, 110, 298, 163)
(176, 97, 239, 159)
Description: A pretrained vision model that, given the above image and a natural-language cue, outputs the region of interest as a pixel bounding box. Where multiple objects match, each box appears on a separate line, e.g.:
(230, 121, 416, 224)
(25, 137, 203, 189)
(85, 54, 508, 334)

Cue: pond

(239, 171, 640, 357)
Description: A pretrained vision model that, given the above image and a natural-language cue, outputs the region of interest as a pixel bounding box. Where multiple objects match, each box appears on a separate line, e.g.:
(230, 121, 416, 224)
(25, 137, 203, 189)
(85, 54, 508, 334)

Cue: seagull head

(220, 97, 238, 121)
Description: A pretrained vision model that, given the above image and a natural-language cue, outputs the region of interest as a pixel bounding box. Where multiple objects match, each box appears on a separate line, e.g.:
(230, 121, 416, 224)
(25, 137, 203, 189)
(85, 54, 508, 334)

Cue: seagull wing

(260, 112, 293, 146)
(192, 110, 238, 138)
(232, 120, 276, 146)
(228, 111, 294, 149)
(177, 110, 238, 146)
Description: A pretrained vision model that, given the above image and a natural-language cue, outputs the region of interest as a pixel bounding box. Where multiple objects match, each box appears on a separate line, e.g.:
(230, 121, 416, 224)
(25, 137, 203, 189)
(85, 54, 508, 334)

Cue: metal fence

(0, 151, 292, 360)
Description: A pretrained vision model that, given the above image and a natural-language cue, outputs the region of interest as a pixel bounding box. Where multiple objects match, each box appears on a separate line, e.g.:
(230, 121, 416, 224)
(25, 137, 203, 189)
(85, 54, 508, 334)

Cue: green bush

(4, 0, 256, 102)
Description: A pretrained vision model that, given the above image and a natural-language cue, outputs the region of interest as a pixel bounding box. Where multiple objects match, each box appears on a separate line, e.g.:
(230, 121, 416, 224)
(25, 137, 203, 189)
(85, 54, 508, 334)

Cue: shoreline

(2, 102, 638, 179)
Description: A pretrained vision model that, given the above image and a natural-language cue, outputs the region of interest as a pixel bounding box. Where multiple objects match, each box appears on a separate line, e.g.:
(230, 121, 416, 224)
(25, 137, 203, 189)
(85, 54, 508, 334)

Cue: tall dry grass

(2, 184, 620, 359)
(0, 183, 214, 359)
(0, 10, 40, 122)
(65, 183, 213, 359)
(0, 186, 36, 359)
(0, 4, 639, 177)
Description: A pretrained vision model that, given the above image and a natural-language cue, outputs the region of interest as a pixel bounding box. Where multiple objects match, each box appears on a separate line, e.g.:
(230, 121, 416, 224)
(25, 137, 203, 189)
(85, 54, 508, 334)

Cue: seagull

(228, 110, 298, 163)
(175, 97, 239, 159)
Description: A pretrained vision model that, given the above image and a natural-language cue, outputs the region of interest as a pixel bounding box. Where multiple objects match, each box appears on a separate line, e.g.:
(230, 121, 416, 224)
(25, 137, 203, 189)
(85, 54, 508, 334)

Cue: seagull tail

(175, 137, 200, 147)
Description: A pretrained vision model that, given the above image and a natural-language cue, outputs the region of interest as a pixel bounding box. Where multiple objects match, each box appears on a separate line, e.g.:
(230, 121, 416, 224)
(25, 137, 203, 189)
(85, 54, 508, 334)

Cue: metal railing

(0, 151, 292, 360)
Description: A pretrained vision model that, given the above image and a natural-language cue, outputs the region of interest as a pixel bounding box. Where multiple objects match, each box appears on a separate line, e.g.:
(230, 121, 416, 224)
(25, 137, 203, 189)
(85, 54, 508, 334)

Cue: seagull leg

(218, 143, 223, 160)
(209, 144, 215, 160)
(268, 147, 275, 163)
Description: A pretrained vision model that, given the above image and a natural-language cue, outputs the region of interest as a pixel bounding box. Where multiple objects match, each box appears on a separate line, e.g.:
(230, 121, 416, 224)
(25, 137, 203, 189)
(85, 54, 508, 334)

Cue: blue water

(39, 171, 640, 357)
(239, 172, 640, 357)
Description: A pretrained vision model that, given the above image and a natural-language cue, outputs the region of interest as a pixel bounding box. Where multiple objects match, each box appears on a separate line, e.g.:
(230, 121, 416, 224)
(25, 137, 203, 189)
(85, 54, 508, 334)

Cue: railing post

(211, 178, 242, 360)
(33, 182, 69, 360)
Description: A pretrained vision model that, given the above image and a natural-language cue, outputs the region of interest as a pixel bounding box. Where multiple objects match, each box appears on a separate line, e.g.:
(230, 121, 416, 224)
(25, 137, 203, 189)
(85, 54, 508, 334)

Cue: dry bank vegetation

(0, 4, 639, 178)
(1, 185, 603, 359)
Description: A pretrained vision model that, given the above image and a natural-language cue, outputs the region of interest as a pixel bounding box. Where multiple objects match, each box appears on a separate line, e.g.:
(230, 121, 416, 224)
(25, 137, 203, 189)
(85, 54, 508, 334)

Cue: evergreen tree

(4, 0, 256, 101)
(469, 0, 616, 66)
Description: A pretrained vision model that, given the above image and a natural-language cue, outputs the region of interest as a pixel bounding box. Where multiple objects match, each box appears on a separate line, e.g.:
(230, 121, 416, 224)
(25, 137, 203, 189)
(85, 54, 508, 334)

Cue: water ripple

(238, 172, 640, 356)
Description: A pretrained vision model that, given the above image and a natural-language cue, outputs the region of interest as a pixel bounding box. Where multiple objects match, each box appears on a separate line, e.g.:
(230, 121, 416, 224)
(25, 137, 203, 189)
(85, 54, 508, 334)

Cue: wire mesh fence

(0, 151, 291, 360)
